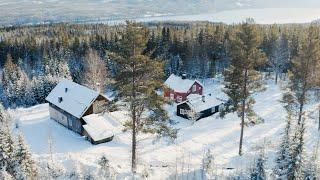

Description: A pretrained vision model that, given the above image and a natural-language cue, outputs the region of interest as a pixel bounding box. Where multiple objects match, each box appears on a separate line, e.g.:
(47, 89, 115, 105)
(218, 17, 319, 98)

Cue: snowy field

(8, 78, 320, 179)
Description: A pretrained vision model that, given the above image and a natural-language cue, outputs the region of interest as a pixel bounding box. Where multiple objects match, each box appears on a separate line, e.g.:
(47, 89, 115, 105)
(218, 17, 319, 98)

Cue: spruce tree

(223, 19, 266, 155)
(98, 155, 111, 178)
(2, 54, 29, 107)
(250, 153, 267, 180)
(0, 123, 16, 177)
(273, 117, 292, 179)
(110, 21, 174, 172)
(14, 134, 37, 179)
(288, 119, 306, 180)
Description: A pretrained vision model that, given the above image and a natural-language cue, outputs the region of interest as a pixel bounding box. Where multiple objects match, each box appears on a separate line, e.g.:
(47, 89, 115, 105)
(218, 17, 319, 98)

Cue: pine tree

(223, 19, 266, 155)
(289, 25, 320, 124)
(110, 21, 174, 172)
(250, 153, 267, 180)
(13, 134, 37, 179)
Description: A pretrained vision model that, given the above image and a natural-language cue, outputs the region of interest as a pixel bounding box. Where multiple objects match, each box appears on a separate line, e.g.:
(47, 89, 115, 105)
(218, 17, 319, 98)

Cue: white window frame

(180, 109, 185, 115)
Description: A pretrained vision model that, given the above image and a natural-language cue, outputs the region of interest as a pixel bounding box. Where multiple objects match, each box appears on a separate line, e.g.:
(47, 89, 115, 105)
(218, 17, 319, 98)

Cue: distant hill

(0, 0, 320, 26)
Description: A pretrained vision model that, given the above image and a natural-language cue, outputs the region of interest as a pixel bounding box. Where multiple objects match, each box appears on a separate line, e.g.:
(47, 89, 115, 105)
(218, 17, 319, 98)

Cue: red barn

(164, 74, 203, 103)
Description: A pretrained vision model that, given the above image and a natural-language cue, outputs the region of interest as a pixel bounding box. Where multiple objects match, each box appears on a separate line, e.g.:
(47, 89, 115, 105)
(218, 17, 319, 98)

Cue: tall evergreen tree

(0, 123, 16, 177)
(111, 22, 174, 172)
(271, 32, 290, 84)
(289, 25, 320, 124)
(2, 54, 29, 107)
(273, 117, 292, 179)
(223, 19, 266, 155)
(288, 119, 306, 180)
(14, 134, 37, 179)
(250, 153, 267, 180)
(273, 92, 295, 179)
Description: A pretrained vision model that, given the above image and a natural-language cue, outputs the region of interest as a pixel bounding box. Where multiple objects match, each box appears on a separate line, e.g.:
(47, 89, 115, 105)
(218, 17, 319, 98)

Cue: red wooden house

(164, 74, 203, 103)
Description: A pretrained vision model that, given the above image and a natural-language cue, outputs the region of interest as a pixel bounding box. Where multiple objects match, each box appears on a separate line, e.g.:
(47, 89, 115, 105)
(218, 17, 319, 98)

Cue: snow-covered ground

(8, 78, 320, 179)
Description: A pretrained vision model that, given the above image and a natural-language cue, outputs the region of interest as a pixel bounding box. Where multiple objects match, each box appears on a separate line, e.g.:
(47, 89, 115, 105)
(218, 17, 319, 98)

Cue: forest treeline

(0, 21, 307, 108)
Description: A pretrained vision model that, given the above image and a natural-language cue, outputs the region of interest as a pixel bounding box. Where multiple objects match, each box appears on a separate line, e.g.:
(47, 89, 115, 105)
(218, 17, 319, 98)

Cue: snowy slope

(8, 78, 320, 178)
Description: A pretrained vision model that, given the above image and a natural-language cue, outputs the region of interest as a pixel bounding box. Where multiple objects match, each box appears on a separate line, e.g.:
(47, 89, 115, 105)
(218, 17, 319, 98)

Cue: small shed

(82, 114, 115, 145)
(45, 79, 110, 143)
(177, 94, 226, 120)
(164, 74, 203, 103)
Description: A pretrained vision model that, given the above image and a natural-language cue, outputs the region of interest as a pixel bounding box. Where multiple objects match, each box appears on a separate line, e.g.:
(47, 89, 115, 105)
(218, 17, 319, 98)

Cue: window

(192, 85, 196, 92)
(177, 96, 183, 102)
(180, 109, 189, 115)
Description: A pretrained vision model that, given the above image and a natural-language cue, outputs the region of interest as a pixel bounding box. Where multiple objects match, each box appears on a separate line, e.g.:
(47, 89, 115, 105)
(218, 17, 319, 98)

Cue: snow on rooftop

(45, 79, 99, 119)
(82, 114, 115, 142)
(164, 74, 203, 92)
(186, 93, 227, 112)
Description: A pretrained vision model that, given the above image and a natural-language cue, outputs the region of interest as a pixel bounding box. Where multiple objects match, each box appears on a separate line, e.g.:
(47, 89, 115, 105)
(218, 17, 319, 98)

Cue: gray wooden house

(45, 79, 111, 143)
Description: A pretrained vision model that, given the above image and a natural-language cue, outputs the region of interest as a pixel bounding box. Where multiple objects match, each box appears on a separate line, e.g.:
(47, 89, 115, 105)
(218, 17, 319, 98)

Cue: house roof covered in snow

(164, 74, 203, 92)
(83, 114, 114, 142)
(182, 93, 227, 112)
(45, 79, 100, 119)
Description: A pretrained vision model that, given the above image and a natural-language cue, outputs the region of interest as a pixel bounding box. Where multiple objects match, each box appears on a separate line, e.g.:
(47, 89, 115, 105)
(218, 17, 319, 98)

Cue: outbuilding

(45, 79, 112, 144)
(177, 93, 226, 120)
(164, 74, 203, 103)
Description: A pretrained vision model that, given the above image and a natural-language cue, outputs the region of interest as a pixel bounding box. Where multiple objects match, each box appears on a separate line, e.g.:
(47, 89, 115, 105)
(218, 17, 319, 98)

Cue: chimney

(202, 95, 205, 102)
(58, 97, 63, 103)
(181, 73, 187, 80)
(65, 88, 68, 93)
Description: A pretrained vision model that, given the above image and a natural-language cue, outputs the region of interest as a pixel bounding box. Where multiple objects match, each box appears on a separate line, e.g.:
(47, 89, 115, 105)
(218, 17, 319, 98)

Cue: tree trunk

(318, 107, 320, 131)
(239, 99, 245, 156)
(298, 102, 304, 125)
(132, 107, 137, 173)
(131, 45, 137, 173)
(239, 69, 248, 156)
(275, 71, 278, 84)
(297, 87, 307, 125)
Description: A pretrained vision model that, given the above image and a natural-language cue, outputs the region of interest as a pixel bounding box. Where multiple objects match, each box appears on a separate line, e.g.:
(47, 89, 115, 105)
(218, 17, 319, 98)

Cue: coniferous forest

(0, 20, 319, 179)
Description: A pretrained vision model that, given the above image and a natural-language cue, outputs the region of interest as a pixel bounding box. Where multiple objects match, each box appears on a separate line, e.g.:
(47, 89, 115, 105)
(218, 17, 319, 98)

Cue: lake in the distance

(98, 8, 320, 25)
